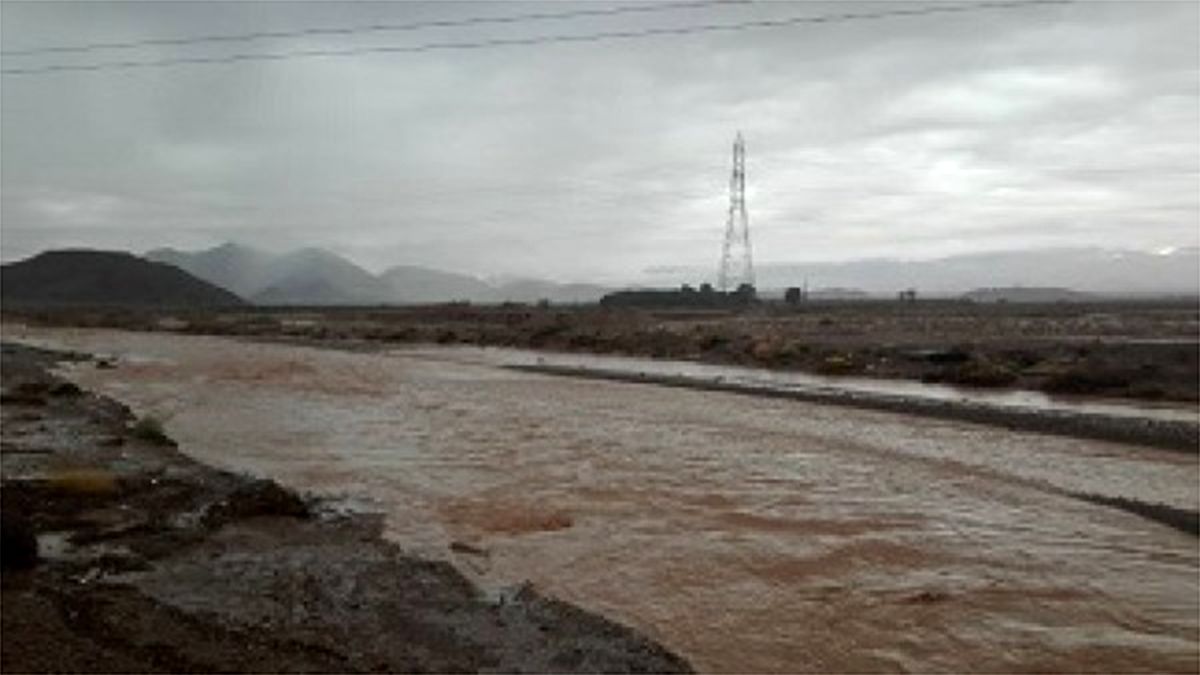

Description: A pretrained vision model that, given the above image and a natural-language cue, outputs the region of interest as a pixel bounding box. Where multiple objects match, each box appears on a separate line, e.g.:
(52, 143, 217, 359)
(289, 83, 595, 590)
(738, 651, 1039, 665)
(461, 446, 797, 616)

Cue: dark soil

(0, 342, 691, 674)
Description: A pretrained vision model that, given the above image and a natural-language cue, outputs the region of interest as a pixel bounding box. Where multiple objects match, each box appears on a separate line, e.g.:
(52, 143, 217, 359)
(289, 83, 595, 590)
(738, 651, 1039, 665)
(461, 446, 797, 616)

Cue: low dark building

(784, 286, 810, 305)
(600, 283, 757, 309)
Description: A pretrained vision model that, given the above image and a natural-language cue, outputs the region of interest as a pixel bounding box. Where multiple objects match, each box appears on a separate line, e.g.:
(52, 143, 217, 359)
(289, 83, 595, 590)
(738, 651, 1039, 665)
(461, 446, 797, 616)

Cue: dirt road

(13, 327, 1200, 672)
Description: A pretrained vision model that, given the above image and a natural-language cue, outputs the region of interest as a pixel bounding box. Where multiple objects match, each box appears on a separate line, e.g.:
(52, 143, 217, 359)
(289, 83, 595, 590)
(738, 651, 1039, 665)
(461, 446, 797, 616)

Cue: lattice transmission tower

(717, 131, 754, 292)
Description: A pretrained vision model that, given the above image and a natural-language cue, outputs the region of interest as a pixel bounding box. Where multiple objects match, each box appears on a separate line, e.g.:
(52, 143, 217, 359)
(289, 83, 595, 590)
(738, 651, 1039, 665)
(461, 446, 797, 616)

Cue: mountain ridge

(146, 243, 611, 305)
(1, 250, 247, 308)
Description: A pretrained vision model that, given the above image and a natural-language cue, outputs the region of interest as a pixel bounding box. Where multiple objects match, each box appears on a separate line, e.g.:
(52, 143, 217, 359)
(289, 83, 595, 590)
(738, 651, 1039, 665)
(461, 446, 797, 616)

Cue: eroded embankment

(7, 300, 1198, 403)
(0, 343, 691, 674)
(512, 363, 1200, 453)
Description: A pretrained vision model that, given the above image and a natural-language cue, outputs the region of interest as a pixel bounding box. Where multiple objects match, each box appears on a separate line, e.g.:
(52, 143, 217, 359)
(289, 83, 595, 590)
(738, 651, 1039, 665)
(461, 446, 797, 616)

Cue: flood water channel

(10, 327, 1200, 672)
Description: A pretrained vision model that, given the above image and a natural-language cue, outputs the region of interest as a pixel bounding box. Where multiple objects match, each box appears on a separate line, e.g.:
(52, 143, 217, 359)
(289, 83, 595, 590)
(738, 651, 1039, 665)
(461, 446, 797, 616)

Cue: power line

(1, 0, 746, 56)
(1, 1, 1070, 77)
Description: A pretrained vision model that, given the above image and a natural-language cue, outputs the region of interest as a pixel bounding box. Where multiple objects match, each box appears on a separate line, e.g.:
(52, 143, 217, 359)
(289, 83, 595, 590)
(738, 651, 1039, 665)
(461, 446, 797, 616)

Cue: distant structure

(600, 282, 756, 309)
(718, 132, 754, 292)
(598, 133, 762, 310)
(785, 279, 810, 305)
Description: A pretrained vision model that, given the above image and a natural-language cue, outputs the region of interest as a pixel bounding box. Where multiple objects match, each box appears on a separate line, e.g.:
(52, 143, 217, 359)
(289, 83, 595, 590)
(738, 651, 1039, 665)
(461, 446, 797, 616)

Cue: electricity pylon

(718, 131, 754, 292)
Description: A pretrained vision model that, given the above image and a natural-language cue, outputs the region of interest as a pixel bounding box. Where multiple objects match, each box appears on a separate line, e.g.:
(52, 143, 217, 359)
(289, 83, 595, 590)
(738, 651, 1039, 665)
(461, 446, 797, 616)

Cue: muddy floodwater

(10, 327, 1199, 673)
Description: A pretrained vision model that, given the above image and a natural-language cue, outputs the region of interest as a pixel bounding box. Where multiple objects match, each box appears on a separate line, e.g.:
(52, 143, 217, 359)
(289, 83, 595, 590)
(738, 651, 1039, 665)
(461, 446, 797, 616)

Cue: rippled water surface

(12, 327, 1200, 673)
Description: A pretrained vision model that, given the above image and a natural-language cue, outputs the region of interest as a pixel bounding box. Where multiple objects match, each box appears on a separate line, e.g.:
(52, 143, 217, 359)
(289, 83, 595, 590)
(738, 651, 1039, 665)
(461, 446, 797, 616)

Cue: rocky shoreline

(0, 342, 692, 673)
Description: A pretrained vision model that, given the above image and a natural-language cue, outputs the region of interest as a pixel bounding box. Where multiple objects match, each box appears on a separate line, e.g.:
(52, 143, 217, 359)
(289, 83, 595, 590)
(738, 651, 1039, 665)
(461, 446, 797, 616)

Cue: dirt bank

(6, 299, 1198, 403)
(0, 342, 691, 673)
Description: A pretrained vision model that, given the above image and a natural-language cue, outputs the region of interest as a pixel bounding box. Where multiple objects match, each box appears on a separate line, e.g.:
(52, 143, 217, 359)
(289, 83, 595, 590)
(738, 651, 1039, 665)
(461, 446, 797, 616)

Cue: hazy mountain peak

(210, 241, 267, 257)
(140, 242, 611, 305)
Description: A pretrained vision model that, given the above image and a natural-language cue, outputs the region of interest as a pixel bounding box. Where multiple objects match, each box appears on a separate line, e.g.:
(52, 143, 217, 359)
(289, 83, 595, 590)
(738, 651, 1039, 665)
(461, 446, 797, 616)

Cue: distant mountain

(253, 276, 371, 306)
(962, 287, 1094, 303)
(380, 265, 495, 304)
(252, 248, 392, 305)
(489, 278, 611, 304)
(146, 242, 274, 298)
(645, 247, 1200, 296)
(808, 287, 871, 301)
(1, 250, 246, 308)
(147, 242, 611, 305)
(148, 243, 391, 305)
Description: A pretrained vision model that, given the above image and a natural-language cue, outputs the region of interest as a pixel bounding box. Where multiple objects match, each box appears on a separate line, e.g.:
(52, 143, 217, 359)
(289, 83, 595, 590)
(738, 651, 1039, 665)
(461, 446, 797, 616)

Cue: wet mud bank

(512, 364, 1199, 453)
(1068, 492, 1199, 537)
(0, 343, 691, 673)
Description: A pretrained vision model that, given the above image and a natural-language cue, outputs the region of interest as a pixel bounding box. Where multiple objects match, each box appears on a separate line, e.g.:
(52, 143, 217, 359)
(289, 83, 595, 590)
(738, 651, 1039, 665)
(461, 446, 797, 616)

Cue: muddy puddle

(7, 326, 1199, 672)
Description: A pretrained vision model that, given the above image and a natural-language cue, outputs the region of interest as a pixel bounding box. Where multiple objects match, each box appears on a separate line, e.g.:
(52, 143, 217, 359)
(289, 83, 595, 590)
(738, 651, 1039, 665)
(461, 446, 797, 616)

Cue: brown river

(10, 327, 1199, 673)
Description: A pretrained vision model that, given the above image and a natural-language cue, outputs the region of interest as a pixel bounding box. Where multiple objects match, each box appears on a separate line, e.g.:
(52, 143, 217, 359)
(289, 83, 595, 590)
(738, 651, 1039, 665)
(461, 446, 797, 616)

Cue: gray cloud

(2, 1, 1197, 282)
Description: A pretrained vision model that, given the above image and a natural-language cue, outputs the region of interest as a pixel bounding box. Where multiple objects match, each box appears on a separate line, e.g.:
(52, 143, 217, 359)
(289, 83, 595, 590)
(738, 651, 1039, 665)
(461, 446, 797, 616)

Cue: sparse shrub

(130, 415, 174, 446)
(527, 323, 565, 346)
(14, 382, 50, 396)
(1127, 382, 1166, 399)
(201, 479, 310, 528)
(945, 360, 1017, 388)
(750, 340, 782, 364)
(696, 333, 729, 353)
(387, 327, 418, 342)
(926, 347, 971, 365)
(1043, 369, 1129, 395)
(49, 382, 82, 397)
(1001, 349, 1042, 370)
(567, 331, 598, 349)
(1, 381, 52, 406)
(0, 391, 47, 406)
(774, 341, 810, 363)
(816, 354, 856, 375)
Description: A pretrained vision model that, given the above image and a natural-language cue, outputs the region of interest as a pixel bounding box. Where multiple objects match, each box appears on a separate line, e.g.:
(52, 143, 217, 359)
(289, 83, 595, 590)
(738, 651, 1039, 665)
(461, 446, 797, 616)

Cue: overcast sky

(2, 1, 1197, 282)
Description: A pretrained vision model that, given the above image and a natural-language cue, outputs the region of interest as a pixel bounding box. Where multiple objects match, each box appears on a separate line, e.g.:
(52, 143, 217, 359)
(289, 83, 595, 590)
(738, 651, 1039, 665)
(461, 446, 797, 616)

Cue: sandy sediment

(0, 342, 692, 673)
